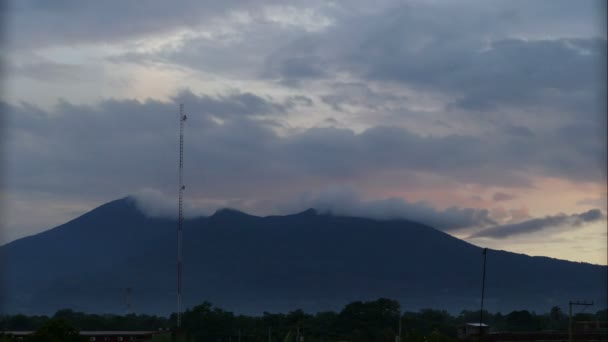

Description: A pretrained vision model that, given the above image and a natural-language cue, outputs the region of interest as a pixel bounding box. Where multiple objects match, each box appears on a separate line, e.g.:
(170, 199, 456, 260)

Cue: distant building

(458, 323, 490, 340)
(484, 331, 608, 342)
(576, 321, 608, 334)
(458, 321, 608, 342)
(1, 330, 170, 341)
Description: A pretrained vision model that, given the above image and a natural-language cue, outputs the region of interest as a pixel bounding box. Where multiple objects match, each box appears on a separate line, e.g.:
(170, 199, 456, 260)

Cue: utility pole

(479, 248, 488, 341)
(569, 300, 593, 342)
(268, 327, 272, 342)
(125, 287, 132, 314)
(396, 310, 402, 342)
(177, 103, 187, 330)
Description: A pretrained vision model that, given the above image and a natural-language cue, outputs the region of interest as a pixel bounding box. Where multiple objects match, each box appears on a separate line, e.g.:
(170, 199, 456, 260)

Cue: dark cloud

(5, 0, 314, 49)
(3, 91, 288, 199)
(319, 82, 409, 112)
(175, 90, 288, 118)
(444, 39, 604, 111)
(278, 56, 328, 80)
(262, 3, 606, 116)
(503, 125, 535, 138)
(7, 0, 603, 51)
(11, 61, 100, 83)
(578, 209, 604, 221)
(4, 90, 606, 207)
(470, 209, 606, 239)
(107, 18, 315, 79)
(493, 192, 516, 202)
(285, 95, 314, 108)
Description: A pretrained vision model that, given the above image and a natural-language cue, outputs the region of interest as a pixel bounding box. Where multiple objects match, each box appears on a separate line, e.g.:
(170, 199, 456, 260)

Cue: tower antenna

(126, 287, 132, 314)
(479, 248, 488, 340)
(177, 103, 187, 329)
(569, 300, 593, 342)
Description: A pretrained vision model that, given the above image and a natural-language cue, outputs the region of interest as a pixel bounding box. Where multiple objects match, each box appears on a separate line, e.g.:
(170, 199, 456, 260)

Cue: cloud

(469, 209, 606, 239)
(508, 207, 532, 222)
(131, 188, 213, 218)
(4, 89, 606, 208)
(577, 194, 608, 208)
(278, 187, 496, 231)
(175, 90, 288, 118)
(106, 14, 321, 79)
(8, 0, 603, 51)
(129, 186, 497, 232)
(492, 192, 516, 202)
(578, 209, 605, 221)
(11, 61, 100, 83)
(259, 1, 606, 127)
(5, 1, 324, 49)
(319, 82, 410, 112)
(127, 187, 604, 243)
(503, 125, 535, 138)
(2, 90, 291, 201)
(0, 1, 605, 268)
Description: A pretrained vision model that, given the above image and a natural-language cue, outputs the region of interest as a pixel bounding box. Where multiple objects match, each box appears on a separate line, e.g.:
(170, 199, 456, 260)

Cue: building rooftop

(2, 330, 162, 336)
(466, 323, 490, 327)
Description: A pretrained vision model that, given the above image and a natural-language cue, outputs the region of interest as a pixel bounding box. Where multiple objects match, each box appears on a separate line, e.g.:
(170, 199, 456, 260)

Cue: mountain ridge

(1, 197, 606, 315)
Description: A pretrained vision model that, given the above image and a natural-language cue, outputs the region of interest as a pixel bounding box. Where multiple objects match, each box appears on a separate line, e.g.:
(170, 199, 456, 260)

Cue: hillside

(1, 197, 606, 315)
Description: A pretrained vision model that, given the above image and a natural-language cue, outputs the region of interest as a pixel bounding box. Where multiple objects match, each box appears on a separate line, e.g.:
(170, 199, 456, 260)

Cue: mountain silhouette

(1, 197, 606, 315)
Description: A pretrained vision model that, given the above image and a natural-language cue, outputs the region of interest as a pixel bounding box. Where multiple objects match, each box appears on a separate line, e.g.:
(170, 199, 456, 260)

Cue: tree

(181, 301, 237, 341)
(417, 309, 456, 336)
(338, 298, 400, 342)
(596, 309, 608, 321)
(29, 318, 86, 342)
(550, 306, 563, 321)
(428, 329, 456, 342)
(506, 311, 538, 332)
(544, 306, 567, 331)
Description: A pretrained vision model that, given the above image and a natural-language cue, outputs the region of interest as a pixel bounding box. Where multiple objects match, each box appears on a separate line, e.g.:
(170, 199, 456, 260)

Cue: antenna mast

(126, 287, 132, 314)
(177, 103, 187, 329)
(569, 300, 593, 342)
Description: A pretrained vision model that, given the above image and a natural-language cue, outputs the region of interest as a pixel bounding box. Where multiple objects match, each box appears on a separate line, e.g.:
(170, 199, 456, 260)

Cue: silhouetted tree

(1, 300, 606, 342)
(506, 310, 538, 331)
(29, 318, 86, 342)
(337, 298, 400, 342)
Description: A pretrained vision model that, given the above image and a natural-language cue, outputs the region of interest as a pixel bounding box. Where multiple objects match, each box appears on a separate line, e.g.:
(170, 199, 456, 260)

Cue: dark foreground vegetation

(2, 299, 606, 342)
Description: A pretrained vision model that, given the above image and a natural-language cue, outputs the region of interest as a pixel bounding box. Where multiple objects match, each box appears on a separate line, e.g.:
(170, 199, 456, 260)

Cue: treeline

(1, 298, 607, 342)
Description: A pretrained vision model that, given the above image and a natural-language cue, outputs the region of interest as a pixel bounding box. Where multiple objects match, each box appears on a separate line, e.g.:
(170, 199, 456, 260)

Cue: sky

(1, 0, 606, 264)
